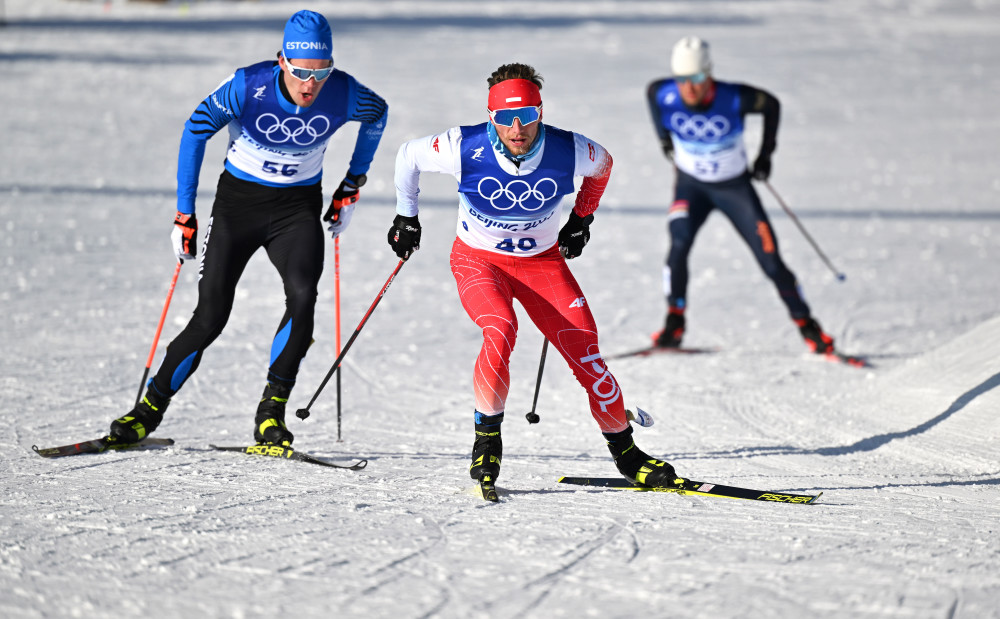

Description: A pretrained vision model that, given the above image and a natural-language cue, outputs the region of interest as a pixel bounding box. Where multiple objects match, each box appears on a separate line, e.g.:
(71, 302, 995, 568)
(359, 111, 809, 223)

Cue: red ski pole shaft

(135, 260, 182, 406)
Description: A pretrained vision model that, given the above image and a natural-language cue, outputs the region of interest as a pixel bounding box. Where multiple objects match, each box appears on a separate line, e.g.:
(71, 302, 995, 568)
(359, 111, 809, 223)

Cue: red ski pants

(449, 238, 628, 433)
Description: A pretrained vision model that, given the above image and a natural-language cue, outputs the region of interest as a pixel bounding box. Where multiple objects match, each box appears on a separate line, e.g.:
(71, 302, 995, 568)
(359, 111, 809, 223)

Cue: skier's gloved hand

(323, 174, 365, 239)
(387, 214, 421, 260)
(171, 211, 197, 261)
(751, 153, 772, 181)
(659, 136, 675, 162)
(325, 201, 355, 239)
(558, 212, 593, 259)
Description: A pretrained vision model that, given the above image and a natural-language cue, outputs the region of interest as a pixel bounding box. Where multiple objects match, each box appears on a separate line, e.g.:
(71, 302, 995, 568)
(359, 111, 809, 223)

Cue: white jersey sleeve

(572, 132, 610, 179)
(394, 127, 462, 217)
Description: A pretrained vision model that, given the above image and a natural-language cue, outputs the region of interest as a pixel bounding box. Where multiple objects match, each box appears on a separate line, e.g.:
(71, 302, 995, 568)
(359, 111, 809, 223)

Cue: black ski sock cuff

(266, 374, 296, 390)
(602, 425, 634, 444)
(147, 378, 174, 400)
(474, 411, 504, 427)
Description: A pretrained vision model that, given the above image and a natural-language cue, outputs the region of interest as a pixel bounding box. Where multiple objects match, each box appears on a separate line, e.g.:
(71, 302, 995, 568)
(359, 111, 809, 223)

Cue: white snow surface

(2, 1, 1000, 617)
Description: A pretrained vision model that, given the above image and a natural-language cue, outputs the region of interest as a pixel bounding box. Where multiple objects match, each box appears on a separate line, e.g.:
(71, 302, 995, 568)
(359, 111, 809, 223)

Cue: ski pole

(296, 258, 405, 420)
(135, 260, 182, 406)
(525, 339, 548, 424)
(334, 237, 343, 440)
(761, 180, 846, 281)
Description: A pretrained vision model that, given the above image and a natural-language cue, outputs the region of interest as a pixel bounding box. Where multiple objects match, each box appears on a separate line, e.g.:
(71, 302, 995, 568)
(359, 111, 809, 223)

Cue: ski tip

(824, 351, 873, 369)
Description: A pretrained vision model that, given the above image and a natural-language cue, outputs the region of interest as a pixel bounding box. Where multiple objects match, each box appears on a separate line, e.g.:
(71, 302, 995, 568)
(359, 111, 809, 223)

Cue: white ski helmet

(671, 36, 712, 77)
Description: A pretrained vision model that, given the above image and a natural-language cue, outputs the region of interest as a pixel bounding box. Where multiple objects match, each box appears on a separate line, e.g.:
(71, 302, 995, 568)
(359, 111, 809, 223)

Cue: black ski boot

(795, 316, 834, 354)
(604, 425, 685, 488)
(109, 385, 171, 444)
(653, 306, 685, 348)
(254, 382, 294, 446)
(470, 411, 503, 482)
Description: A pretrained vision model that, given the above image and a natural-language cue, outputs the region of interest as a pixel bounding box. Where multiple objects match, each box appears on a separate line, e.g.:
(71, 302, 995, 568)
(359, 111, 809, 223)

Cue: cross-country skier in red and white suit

(388, 63, 686, 492)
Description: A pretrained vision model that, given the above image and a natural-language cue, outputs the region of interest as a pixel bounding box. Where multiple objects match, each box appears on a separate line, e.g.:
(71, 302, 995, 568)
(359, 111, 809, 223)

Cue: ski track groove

(486, 518, 637, 618)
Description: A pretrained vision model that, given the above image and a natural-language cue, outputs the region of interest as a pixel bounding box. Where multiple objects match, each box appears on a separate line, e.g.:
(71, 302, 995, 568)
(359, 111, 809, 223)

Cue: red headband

(488, 79, 542, 111)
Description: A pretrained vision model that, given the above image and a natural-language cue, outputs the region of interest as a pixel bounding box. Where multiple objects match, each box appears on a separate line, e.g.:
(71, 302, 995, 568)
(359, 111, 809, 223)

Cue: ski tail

(209, 444, 367, 470)
(33, 437, 175, 458)
(479, 474, 499, 502)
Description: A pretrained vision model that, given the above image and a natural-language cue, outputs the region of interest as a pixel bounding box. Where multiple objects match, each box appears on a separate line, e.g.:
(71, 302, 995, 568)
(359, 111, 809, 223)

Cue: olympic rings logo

(476, 177, 559, 212)
(255, 113, 331, 146)
(669, 112, 730, 142)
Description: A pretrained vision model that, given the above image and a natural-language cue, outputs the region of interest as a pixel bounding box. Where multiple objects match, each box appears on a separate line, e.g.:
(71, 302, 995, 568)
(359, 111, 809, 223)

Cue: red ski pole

(135, 260, 182, 406)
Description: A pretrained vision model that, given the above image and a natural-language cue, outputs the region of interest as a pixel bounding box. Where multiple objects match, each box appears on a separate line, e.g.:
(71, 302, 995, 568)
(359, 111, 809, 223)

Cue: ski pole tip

(295, 408, 310, 420)
(836, 273, 847, 281)
(525, 412, 540, 424)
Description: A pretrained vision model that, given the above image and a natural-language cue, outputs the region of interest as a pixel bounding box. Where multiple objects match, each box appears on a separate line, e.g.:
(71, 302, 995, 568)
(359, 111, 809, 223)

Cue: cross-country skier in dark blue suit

(647, 36, 835, 354)
(109, 10, 387, 447)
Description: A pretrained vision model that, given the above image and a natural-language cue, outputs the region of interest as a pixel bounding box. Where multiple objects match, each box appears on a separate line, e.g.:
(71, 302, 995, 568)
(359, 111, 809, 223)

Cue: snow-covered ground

(2, 1, 999, 617)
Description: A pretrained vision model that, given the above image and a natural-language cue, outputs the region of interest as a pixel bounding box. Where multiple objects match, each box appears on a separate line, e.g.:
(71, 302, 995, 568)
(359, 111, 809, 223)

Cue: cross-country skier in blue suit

(647, 36, 835, 355)
(109, 10, 387, 447)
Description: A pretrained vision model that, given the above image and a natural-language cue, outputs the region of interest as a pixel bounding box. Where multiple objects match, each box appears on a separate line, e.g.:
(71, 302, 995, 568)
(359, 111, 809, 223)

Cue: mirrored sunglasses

(284, 58, 334, 82)
(489, 105, 542, 127)
(676, 72, 708, 85)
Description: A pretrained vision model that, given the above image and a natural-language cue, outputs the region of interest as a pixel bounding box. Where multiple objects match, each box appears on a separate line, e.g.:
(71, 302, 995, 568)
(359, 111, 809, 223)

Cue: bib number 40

(495, 237, 537, 253)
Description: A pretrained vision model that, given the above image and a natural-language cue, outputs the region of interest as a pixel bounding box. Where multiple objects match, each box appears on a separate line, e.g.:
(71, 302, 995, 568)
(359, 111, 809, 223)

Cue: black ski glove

(557, 212, 594, 259)
(660, 136, 675, 162)
(751, 153, 772, 181)
(387, 214, 421, 260)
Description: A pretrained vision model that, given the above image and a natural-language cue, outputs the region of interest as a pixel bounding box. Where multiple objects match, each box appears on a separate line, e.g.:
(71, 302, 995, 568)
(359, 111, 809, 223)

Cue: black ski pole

(334, 237, 343, 440)
(296, 259, 405, 420)
(761, 180, 846, 281)
(525, 339, 548, 424)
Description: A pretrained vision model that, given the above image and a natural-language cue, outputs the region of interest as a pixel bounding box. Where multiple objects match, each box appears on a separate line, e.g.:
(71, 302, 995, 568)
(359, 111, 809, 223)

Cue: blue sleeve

(344, 77, 388, 178)
(176, 71, 245, 214)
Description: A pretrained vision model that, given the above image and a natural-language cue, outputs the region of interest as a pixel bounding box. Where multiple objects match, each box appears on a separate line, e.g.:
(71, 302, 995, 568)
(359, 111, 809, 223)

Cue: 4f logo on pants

(579, 352, 620, 412)
(569, 297, 586, 308)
